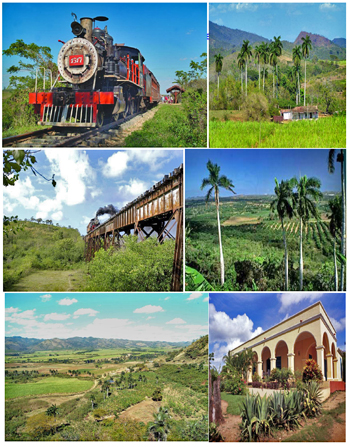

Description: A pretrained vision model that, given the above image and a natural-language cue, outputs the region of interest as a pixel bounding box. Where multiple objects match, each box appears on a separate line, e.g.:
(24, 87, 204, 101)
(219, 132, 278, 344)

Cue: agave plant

(303, 381, 322, 417)
(239, 394, 272, 441)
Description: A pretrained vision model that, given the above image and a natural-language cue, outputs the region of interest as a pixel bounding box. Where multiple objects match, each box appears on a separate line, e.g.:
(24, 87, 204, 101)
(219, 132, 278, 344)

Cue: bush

(270, 368, 293, 389)
(242, 93, 269, 121)
(302, 360, 323, 383)
(152, 388, 162, 401)
(223, 375, 246, 395)
(252, 372, 261, 382)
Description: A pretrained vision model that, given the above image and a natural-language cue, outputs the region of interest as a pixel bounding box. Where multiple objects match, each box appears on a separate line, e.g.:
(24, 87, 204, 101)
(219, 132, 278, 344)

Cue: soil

(118, 398, 161, 423)
(218, 400, 241, 442)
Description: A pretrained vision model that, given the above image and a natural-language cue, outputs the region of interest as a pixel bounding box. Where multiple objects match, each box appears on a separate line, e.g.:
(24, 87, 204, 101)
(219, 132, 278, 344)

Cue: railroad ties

(84, 165, 183, 291)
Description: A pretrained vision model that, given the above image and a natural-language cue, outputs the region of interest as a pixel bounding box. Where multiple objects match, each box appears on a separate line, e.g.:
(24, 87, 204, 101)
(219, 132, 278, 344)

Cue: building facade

(230, 302, 342, 382)
(280, 106, 319, 121)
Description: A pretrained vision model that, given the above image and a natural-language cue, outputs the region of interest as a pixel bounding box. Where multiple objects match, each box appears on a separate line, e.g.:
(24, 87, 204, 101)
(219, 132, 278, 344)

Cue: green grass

(221, 392, 246, 415)
(209, 115, 346, 148)
(9, 269, 87, 292)
(3, 125, 50, 138)
(5, 377, 93, 399)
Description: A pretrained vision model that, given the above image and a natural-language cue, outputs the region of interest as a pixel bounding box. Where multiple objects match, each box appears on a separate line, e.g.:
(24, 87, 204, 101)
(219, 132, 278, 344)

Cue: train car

(29, 14, 161, 127)
(87, 217, 100, 233)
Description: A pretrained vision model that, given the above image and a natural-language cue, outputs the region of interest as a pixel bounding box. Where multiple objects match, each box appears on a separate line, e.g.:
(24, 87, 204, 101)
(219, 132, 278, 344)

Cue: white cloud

(330, 317, 346, 332)
(102, 152, 129, 177)
(81, 216, 92, 226)
(44, 313, 71, 322)
(40, 294, 52, 302)
(203, 297, 209, 302)
(278, 293, 323, 312)
(212, 18, 223, 26)
(58, 298, 78, 306)
(320, 3, 338, 11)
(12, 309, 37, 320)
(117, 179, 147, 205)
(209, 303, 263, 367)
(186, 293, 203, 301)
(146, 316, 155, 320)
(52, 211, 63, 221)
(3, 177, 40, 213)
(166, 318, 186, 325)
(73, 308, 99, 317)
(133, 305, 165, 314)
(5, 307, 19, 314)
(164, 297, 170, 301)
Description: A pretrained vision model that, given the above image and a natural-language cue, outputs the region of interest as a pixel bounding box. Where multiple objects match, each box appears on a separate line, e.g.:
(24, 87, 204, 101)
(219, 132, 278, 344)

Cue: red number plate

(69, 55, 84, 66)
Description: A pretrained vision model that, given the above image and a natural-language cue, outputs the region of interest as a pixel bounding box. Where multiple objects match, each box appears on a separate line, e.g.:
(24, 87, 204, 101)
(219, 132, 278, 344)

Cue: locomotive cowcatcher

(29, 14, 161, 127)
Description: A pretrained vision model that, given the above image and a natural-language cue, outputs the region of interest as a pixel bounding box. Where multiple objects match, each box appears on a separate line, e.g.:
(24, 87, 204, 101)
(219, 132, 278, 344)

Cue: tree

(148, 407, 171, 441)
(222, 349, 254, 381)
(260, 42, 270, 92)
(272, 36, 283, 98)
(254, 44, 263, 91)
(270, 179, 294, 290)
(46, 404, 59, 421)
(328, 196, 342, 291)
(201, 160, 236, 286)
(241, 40, 253, 96)
(292, 45, 302, 104)
(237, 52, 245, 94)
(328, 149, 346, 291)
(301, 35, 312, 106)
(214, 53, 223, 92)
(291, 175, 322, 290)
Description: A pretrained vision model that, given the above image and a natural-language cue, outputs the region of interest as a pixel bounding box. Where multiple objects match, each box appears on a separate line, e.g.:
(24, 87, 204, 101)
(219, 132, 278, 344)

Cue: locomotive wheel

(96, 109, 105, 128)
(129, 99, 135, 116)
(113, 113, 120, 122)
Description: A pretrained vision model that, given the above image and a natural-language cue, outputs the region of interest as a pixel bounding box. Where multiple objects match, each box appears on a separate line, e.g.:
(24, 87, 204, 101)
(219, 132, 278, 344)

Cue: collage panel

(5, 292, 209, 441)
(208, 3, 346, 148)
(209, 292, 346, 442)
(3, 2, 207, 149)
(185, 148, 346, 293)
(3, 149, 184, 293)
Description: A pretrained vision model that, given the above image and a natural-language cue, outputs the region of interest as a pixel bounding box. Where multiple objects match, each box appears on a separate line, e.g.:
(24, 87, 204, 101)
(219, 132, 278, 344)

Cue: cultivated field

(5, 338, 208, 441)
(209, 115, 345, 148)
(186, 196, 341, 291)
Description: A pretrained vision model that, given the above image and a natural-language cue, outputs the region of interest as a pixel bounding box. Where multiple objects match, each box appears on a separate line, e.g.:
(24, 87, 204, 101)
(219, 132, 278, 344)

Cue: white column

(270, 357, 276, 371)
(247, 365, 252, 383)
(316, 345, 325, 380)
(257, 361, 263, 378)
(333, 358, 338, 380)
(326, 354, 333, 380)
(287, 353, 295, 373)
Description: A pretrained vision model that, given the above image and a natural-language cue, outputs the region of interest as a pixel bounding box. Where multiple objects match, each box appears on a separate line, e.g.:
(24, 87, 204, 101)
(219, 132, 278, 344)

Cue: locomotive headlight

(71, 21, 85, 37)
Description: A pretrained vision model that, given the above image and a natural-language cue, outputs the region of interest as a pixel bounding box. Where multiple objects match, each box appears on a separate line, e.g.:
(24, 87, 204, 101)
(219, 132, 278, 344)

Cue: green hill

(3, 220, 85, 290)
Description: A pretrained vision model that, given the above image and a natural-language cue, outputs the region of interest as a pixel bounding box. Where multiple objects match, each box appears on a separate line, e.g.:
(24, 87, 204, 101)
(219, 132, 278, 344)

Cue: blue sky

(210, 3, 346, 41)
(2, 3, 207, 91)
(3, 149, 183, 234)
(5, 292, 208, 342)
(185, 149, 342, 198)
(209, 293, 346, 369)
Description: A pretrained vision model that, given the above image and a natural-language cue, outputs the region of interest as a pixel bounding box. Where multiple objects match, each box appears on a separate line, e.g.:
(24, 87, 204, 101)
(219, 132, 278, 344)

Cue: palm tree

(254, 44, 263, 91)
(328, 149, 346, 290)
(148, 407, 171, 441)
(291, 176, 322, 290)
(241, 40, 253, 96)
(237, 52, 245, 94)
(292, 45, 302, 104)
(328, 196, 342, 291)
(270, 179, 294, 290)
(260, 42, 269, 92)
(272, 36, 283, 97)
(301, 35, 312, 106)
(214, 54, 223, 92)
(201, 160, 236, 286)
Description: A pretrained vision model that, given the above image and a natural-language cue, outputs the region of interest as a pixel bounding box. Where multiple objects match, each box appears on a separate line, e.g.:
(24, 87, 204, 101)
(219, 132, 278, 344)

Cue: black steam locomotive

(29, 13, 161, 127)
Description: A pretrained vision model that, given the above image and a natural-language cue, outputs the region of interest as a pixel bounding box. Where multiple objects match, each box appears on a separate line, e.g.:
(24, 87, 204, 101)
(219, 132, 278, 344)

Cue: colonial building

(280, 106, 319, 121)
(230, 302, 342, 382)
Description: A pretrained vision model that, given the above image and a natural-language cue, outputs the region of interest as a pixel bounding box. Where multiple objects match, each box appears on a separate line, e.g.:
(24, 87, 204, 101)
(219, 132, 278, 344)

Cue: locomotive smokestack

(95, 204, 118, 218)
(80, 17, 93, 42)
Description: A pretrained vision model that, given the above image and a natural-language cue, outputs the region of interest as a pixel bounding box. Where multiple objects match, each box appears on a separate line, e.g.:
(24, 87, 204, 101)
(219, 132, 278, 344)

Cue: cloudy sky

(210, 3, 346, 41)
(210, 293, 345, 369)
(3, 149, 183, 234)
(5, 292, 208, 343)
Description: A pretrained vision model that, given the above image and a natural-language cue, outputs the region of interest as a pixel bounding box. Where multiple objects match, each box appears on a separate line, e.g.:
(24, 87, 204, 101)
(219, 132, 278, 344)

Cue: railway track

(3, 109, 149, 148)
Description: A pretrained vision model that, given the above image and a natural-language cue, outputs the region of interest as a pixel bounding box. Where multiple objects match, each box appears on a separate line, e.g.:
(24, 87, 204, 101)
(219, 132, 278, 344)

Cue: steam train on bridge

(29, 14, 161, 127)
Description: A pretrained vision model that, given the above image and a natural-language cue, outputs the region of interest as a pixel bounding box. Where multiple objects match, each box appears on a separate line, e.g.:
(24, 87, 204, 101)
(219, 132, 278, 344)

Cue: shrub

(302, 360, 323, 383)
(209, 423, 223, 442)
(252, 372, 261, 382)
(223, 375, 246, 395)
(303, 381, 322, 417)
(242, 93, 269, 121)
(152, 388, 162, 401)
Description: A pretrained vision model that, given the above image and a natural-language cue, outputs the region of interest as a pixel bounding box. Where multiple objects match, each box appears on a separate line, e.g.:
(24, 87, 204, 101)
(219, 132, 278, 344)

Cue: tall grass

(210, 116, 346, 148)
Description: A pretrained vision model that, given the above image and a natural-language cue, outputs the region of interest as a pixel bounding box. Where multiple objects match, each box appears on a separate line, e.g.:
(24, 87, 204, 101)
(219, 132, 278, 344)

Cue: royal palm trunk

(299, 218, 303, 290)
(340, 149, 346, 290)
(334, 238, 338, 291)
(216, 192, 225, 286)
(281, 219, 288, 291)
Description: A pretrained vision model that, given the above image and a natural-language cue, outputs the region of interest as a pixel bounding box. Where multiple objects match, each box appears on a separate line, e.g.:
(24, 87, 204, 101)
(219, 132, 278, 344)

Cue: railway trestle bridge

(85, 165, 183, 290)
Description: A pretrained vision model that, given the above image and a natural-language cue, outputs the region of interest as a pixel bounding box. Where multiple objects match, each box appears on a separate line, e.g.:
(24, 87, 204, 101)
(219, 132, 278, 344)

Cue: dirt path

(104, 107, 159, 147)
(218, 400, 241, 442)
(118, 398, 161, 423)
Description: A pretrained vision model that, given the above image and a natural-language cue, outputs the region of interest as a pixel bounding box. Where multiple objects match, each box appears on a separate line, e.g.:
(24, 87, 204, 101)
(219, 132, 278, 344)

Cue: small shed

(166, 85, 185, 104)
(280, 106, 318, 121)
(280, 109, 293, 120)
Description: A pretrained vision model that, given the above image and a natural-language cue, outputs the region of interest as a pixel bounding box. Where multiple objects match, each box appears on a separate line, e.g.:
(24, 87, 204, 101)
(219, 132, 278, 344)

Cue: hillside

(173, 335, 208, 362)
(210, 22, 346, 61)
(3, 220, 85, 290)
(5, 336, 190, 353)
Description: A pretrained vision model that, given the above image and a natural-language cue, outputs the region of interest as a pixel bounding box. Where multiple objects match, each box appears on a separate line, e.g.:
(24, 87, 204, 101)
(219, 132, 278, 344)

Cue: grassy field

(5, 377, 94, 399)
(186, 196, 341, 291)
(9, 270, 87, 292)
(5, 338, 208, 441)
(209, 115, 346, 148)
(221, 392, 246, 415)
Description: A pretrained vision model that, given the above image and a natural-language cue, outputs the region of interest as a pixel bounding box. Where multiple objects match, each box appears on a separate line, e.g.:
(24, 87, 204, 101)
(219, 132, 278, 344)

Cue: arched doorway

(262, 346, 271, 377)
(323, 333, 331, 380)
(294, 331, 317, 373)
(275, 340, 288, 370)
(252, 351, 258, 375)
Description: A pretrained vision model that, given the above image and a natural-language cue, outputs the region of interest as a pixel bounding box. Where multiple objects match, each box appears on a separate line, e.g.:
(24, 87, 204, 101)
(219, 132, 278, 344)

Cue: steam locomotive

(87, 217, 100, 233)
(29, 14, 161, 127)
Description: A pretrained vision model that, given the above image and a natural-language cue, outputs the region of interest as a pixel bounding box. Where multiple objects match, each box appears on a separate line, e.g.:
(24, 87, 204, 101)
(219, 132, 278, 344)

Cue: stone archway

(261, 346, 271, 377)
(275, 340, 288, 370)
(294, 331, 317, 373)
